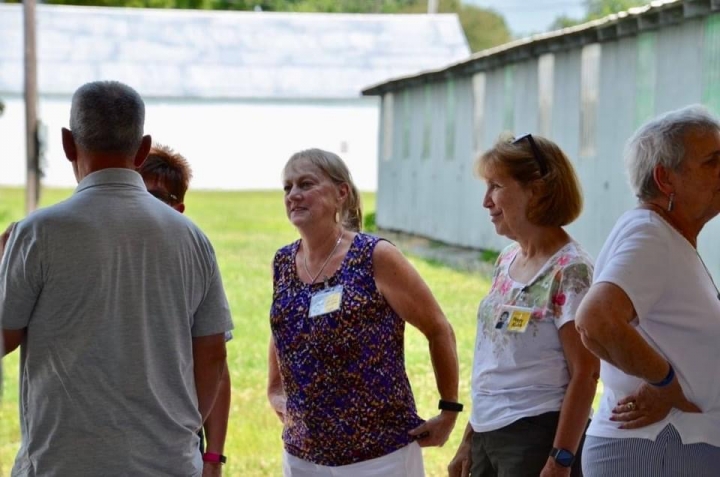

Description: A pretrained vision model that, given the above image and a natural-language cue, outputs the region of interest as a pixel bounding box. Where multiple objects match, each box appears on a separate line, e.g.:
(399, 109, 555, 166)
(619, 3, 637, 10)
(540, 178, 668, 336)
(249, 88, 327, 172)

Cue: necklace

(643, 203, 720, 301)
(302, 229, 343, 285)
(696, 252, 720, 301)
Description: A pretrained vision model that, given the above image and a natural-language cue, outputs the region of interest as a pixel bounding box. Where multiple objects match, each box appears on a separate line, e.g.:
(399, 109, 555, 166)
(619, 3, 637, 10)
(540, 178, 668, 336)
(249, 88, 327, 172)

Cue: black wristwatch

(438, 399, 464, 412)
(549, 447, 574, 467)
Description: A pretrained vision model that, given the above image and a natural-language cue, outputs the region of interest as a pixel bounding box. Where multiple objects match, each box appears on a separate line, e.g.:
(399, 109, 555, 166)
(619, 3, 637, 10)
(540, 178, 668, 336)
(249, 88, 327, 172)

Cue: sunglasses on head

(512, 133, 548, 176)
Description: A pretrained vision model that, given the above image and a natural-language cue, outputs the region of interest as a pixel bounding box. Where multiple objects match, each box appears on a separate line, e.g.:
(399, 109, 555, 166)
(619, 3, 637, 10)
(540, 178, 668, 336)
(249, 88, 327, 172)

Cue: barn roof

(362, 0, 719, 95)
(0, 4, 470, 99)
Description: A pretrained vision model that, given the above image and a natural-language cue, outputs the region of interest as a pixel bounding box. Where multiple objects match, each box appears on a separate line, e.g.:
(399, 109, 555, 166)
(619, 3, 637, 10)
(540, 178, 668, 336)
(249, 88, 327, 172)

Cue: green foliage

(397, 0, 510, 52)
(458, 4, 510, 52)
(479, 247, 499, 264)
(549, 0, 648, 31)
(363, 211, 377, 232)
(7, 0, 214, 7)
(5, 0, 420, 12)
(548, 14, 584, 31)
(586, 0, 647, 20)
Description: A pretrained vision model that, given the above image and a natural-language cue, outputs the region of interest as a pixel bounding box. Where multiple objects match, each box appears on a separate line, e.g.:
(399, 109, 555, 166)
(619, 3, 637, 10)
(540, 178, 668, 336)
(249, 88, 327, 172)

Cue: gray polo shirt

(0, 168, 233, 476)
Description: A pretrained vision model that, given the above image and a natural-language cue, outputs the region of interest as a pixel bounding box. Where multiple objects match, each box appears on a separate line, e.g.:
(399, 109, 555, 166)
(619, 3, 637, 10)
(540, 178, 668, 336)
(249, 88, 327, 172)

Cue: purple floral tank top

(270, 233, 424, 466)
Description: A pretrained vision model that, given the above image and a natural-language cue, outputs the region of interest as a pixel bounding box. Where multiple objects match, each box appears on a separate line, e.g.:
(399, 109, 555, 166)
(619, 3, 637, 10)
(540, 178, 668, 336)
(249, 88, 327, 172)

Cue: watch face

(555, 449, 574, 467)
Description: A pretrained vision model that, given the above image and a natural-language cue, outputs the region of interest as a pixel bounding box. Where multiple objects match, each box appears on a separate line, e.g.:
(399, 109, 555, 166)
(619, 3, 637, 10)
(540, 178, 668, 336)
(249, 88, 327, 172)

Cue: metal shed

(362, 0, 720, 277)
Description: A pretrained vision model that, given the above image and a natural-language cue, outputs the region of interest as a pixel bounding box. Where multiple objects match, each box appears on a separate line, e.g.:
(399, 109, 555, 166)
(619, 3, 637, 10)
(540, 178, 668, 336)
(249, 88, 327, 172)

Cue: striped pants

(582, 425, 720, 476)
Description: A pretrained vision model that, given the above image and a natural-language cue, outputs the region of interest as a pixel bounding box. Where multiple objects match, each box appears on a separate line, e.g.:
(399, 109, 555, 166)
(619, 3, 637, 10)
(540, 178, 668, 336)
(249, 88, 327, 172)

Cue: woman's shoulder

(495, 242, 520, 267)
(274, 239, 301, 261)
(559, 241, 594, 269)
(607, 208, 675, 251)
(615, 208, 671, 235)
(356, 231, 382, 245)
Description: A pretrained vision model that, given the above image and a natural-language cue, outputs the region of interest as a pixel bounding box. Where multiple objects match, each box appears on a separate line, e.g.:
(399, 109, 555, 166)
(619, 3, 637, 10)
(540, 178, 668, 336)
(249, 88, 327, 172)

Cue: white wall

(0, 95, 380, 192)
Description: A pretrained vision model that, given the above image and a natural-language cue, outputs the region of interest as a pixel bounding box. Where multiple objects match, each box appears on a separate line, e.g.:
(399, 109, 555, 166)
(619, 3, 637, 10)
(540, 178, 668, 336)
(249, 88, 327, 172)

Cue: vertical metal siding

(374, 12, 720, 278)
(703, 14, 720, 115)
(513, 59, 541, 135)
(655, 20, 705, 112)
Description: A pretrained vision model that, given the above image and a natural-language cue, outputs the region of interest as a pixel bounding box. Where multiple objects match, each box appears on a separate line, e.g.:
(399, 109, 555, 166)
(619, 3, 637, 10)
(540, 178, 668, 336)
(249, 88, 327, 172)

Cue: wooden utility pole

(428, 0, 439, 14)
(24, 0, 39, 214)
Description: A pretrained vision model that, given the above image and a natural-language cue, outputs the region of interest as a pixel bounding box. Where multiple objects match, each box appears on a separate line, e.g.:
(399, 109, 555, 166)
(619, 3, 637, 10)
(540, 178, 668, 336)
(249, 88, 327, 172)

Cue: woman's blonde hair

(284, 148, 363, 232)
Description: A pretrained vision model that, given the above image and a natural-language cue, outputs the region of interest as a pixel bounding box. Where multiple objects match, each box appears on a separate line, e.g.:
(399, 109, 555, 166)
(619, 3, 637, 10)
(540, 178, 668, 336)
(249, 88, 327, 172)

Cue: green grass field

(0, 187, 599, 476)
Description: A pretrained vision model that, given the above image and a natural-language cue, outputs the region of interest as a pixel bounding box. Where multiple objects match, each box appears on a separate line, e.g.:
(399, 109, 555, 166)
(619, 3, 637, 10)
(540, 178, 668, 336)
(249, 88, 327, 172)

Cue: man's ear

(134, 135, 152, 168)
(173, 203, 185, 214)
(61, 128, 77, 162)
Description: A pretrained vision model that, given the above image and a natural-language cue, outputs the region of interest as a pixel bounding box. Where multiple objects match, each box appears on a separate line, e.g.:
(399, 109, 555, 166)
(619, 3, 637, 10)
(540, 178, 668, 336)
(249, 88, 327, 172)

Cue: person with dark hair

(576, 105, 720, 475)
(0, 81, 233, 476)
(137, 142, 231, 476)
(449, 133, 598, 477)
(267, 148, 460, 476)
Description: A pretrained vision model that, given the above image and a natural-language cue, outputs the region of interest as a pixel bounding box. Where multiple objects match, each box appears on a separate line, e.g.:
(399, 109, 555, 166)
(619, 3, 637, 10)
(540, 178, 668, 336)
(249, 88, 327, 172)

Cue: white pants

(283, 442, 425, 477)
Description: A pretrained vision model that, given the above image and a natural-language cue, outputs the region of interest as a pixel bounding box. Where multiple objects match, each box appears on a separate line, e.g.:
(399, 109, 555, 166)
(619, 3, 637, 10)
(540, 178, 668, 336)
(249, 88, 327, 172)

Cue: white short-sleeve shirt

(587, 209, 720, 446)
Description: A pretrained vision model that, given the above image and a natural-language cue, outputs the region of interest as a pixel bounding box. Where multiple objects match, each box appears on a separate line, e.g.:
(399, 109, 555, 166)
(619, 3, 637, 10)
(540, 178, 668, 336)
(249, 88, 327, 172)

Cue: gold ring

(627, 402, 636, 411)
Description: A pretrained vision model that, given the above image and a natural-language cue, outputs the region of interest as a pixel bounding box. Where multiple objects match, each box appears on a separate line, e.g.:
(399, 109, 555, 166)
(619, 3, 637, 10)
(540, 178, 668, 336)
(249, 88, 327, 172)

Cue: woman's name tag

(309, 285, 343, 317)
(496, 305, 532, 333)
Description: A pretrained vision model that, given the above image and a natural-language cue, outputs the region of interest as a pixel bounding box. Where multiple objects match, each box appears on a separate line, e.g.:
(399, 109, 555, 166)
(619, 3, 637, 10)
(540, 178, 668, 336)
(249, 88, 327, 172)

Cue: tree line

(6, 0, 649, 52)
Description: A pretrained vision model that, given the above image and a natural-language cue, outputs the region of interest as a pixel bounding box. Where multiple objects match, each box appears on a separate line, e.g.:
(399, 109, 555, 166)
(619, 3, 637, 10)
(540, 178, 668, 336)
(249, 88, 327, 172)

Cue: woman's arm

(540, 322, 599, 476)
(373, 240, 460, 447)
(267, 337, 286, 423)
(447, 422, 474, 477)
(575, 282, 669, 382)
(575, 282, 700, 427)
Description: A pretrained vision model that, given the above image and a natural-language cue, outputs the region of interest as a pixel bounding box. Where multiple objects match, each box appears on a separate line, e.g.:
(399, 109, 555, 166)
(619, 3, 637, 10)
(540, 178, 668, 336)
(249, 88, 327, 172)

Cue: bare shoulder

(372, 239, 408, 270)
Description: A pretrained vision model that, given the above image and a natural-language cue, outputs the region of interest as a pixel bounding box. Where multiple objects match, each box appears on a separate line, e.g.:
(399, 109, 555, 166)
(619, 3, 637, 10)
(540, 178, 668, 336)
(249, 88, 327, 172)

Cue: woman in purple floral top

(448, 134, 599, 477)
(267, 148, 461, 476)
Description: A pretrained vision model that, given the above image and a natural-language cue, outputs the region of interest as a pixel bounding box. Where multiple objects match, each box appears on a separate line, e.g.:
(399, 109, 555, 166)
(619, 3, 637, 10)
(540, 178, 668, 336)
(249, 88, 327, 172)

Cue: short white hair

(625, 104, 720, 200)
(69, 81, 144, 155)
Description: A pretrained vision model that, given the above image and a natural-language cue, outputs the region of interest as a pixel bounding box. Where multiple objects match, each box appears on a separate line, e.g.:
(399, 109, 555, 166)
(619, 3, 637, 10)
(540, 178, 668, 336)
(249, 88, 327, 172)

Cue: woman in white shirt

(576, 104, 720, 476)
(448, 134, 599, 477)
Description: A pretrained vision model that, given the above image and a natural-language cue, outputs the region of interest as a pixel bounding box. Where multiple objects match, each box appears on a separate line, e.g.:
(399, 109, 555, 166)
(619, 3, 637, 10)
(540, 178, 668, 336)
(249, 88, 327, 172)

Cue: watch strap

(649, 363, 675, 387)
(438, 399, 464, 412)
(202, 452, 227, 464)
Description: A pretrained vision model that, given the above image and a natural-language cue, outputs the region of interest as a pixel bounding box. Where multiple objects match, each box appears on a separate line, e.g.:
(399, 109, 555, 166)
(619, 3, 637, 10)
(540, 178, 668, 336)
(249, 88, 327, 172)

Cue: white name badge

(308, 285, 343, 318)
(495, 305, 533, 333)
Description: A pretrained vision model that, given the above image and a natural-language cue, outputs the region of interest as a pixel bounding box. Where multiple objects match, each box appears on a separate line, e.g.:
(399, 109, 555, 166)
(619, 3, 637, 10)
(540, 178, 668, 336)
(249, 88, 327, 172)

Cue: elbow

(428, 316, 456, 345)
(574, 300, 606, 345)
(575, 359, 601, 386)
(575, 318, 609, 349)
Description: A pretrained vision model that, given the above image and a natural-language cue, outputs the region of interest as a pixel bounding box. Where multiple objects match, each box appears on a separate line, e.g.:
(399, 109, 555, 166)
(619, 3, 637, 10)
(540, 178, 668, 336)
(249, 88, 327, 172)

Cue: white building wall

(0, 96, 380, 192)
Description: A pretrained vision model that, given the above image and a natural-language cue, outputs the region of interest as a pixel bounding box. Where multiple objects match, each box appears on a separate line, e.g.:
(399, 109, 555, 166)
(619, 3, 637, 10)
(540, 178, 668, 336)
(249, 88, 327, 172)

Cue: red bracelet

(202, 452, 227, 464)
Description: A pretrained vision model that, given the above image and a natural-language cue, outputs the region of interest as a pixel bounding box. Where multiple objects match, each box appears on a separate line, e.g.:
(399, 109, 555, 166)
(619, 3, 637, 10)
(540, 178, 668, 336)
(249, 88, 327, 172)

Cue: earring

(335, 210, 340, 223)
(667, 193, 675, 212)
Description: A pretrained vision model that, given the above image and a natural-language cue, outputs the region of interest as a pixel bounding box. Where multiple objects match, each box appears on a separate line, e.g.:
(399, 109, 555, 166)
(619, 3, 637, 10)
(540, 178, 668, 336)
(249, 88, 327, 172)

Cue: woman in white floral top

(449, 134, 599, 477)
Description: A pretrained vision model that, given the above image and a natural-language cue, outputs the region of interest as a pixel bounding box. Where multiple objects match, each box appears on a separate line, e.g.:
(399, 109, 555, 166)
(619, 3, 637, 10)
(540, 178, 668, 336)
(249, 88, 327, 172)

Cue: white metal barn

(0, 4, 469, 192)
(363, 0, 720, 277)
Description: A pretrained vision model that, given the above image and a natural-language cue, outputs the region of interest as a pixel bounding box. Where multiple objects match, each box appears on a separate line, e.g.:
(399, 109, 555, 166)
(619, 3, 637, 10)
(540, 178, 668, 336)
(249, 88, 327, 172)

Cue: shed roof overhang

(362, 0, 720, 96)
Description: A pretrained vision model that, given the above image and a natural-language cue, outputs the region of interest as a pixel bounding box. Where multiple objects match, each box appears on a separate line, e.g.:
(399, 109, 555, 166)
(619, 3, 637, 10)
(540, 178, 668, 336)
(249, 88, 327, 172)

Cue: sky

(466, 0, 587, 38)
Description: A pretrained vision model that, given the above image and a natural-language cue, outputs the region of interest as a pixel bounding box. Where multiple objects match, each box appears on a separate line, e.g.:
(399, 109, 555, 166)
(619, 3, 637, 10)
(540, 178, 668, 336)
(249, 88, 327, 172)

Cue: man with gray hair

(0, 81, 233, 476)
